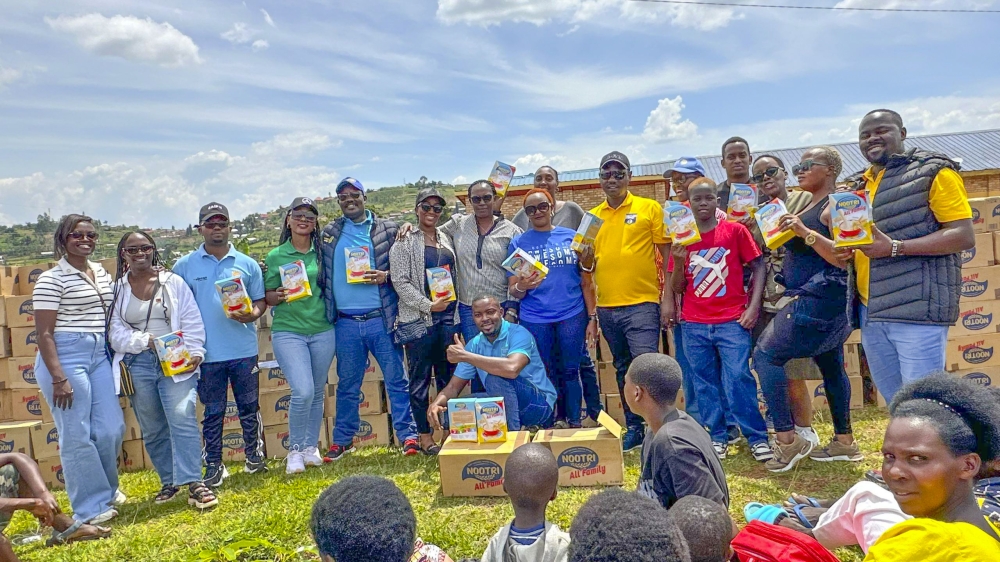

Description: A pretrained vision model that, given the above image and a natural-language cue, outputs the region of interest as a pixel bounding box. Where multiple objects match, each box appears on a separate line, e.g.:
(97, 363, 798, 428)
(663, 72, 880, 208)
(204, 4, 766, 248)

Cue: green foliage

(194, 538, 318, 562)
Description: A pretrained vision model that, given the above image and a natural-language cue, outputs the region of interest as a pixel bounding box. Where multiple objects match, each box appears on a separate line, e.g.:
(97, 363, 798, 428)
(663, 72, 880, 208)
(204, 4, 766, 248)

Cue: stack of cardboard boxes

(596, 336, 682, 428)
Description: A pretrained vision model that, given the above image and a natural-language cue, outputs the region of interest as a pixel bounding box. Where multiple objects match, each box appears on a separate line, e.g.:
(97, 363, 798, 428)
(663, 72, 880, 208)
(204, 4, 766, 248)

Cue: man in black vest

(841, 109, 974, 403)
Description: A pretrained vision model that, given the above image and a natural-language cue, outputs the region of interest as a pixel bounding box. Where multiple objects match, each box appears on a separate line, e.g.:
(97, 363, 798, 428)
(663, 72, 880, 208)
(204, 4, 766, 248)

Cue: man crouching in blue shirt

(428, 295, 556, 431)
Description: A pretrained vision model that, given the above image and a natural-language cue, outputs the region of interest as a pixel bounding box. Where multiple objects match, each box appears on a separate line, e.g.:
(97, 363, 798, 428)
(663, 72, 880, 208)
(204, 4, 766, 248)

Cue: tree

(186, 224, 194, 236)
(34, 213, 56, 235)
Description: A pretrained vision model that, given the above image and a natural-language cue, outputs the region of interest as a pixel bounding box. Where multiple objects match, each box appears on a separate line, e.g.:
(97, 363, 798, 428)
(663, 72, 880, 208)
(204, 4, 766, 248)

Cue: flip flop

(46, 521, 112, 547)
(790, 504, 816, 529)
(743, 502, 787, 524)
(784, 494, 825, 508)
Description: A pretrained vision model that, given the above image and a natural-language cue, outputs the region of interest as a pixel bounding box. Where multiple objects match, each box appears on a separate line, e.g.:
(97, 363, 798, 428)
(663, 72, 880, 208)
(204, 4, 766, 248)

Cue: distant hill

(0, 180, 461, 267)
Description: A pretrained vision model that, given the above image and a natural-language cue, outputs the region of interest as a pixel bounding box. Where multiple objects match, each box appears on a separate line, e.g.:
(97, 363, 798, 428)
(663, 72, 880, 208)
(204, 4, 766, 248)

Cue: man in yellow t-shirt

(838, 110, 975, 403)
(580, 151, 671, 451)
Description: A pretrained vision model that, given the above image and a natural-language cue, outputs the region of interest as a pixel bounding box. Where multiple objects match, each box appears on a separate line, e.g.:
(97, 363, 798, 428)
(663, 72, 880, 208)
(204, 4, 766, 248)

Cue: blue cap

(667, 157, 707, 177)
(336, 177, 365, 193)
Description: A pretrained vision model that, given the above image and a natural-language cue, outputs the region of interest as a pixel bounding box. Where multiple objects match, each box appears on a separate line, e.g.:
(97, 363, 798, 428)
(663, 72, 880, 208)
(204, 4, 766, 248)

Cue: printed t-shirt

(264, 240, 333, 335)
(855, 167, 971, 304)
(668, 219, 761, 324)
(507, 227, 585, 323)
(591, 192, 669, 307)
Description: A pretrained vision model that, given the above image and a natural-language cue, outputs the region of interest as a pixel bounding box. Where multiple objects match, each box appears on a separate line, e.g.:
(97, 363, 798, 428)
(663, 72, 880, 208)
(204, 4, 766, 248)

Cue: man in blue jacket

(319, 178, 419, 460)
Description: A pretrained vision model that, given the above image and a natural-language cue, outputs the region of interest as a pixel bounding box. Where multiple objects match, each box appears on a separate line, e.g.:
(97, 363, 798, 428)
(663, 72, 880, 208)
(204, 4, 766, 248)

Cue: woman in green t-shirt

(264, 197, 335, 475)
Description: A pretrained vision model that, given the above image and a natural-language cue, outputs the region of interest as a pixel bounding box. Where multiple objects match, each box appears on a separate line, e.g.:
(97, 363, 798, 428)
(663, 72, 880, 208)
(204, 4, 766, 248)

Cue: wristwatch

(890, 239, 903, 257)
(804, 231, 817, 246)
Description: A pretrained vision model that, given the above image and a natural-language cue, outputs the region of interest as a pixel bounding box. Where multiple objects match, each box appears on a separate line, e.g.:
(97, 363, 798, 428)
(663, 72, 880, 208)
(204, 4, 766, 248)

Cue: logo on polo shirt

(625, 213, 637, 225)
(558, 447, 600, 470)
(963, 372, 993, 386)
(0, 441, 13, 453)
(19, 300, 33, 315)
(462, 460, 502, 482)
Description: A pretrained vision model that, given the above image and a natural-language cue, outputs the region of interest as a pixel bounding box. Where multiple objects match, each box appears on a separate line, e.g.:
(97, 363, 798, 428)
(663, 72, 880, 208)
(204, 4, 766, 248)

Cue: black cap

(199, 202, 229, 224)
(415, 187, 446, 206)
(600, 151, 630, 170)
(289, 197, 319, 215)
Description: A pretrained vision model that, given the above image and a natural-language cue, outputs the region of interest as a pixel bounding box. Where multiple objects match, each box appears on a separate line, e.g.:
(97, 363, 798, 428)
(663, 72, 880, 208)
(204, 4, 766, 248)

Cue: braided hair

(53, 214, 95, 259)
(105, 231, 168, 339)
(279, 207, 324, 296)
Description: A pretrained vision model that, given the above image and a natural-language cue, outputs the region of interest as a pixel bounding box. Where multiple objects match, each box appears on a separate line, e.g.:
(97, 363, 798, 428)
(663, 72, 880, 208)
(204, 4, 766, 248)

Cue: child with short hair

(482, 444, 570, 562)
(568, 488, 691, 562)
(668, 178, 772, 462)
(667, 495, 738, 562)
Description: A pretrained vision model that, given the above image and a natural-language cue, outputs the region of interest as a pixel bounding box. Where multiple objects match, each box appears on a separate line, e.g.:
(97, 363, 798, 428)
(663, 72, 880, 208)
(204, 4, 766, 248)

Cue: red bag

(732, 520, 841, 562)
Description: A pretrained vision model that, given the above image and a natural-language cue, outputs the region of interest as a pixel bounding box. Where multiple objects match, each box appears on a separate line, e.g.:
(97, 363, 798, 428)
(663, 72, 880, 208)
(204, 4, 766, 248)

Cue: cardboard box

(3, 296, 34, 328)
(950, 299, 1000, 338)
(195, 389, 240, 429)
(961, 266, 1000, 302)
(16, 264, 50, 297)
(844, 343, 862, 378)
(947, 365, 999, 387)
(258, 361, 289, 390)
(264, 424, 291, 458)
(993, 233, 1000, 265)
(352, 413, 391, 449)
(259, 388, 291, 427)
(969, 197, 1000, 233)
(598, 362, 617, 394)
(532, 411, 624, 487)
(438, 431, 532, 497)
(0, 388, 45, 421)
(122, 402, 142, 441)
(0, 267, 16, 297)
(0, 357, 37, 388)
(221, 430, 247, 462)
(257, 328, 273, 361)
(324, 384, 336, 419)
(602, 394, 626, 428)
(845, 330, 862, 345)
(358, 381, 385, 415)
(119, 439, 146, 472)
(0, 328, 11, 359)
(962, 233, 995, 269)
(327, 353, 384, 384)
(598, 334, 612, 361)
(256, 307, 274, 329)
(37, 456, 65, 490)
(10, 327, 37, 357)
(30, 422, 59, 459)
(946, 332, 1000, 371)
(804, 376, 864, 411)
(0, 420, 38, 455)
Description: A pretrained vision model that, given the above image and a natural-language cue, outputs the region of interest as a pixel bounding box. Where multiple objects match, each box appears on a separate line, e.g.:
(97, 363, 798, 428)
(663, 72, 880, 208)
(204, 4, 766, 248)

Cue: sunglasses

(337, 192, 363, 201)
(470, 194, 494, 205)
(419, 203, 444, 214)
(600, 170, 628, 180)
(202, 221, 230, 230)
(68, 231, 99, 241)
(525, 202, 551, 216)
(792, 160, 830, 175)
(751, 167, 783, 184)
(290, 212, 317, 222)
(123, 245, 155, 256)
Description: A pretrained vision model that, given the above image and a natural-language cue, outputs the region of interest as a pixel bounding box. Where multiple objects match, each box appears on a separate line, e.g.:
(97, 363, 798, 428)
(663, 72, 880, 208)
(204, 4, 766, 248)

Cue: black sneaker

(204, 463, 229, 488)
(727, 426, 742, 445)
(244, 456, 268, 474)
(622, 426, 645, 452)
(154, 485, 180, 505)
(325, 443, 356, 461)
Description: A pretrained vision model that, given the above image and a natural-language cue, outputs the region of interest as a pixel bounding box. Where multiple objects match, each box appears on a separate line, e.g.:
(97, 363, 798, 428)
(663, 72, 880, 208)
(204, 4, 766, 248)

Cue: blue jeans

(126, 350, 202, 486)
(522, 309, 588, 426)
(481, 375, 553, 430)
(272, 328, 337, 450)
(597, 302, 661, 429)
(579, 348, 603, 421)
(682, 321, 769, 446)
(332, 315, 417, 446)
(860, 304, 948, 403)
(198, 356, 263, 464)
(34, 333, 123, 522)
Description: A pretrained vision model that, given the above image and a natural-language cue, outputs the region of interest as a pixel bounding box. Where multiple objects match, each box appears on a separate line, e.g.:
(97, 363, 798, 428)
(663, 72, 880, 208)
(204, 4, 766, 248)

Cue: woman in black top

(754, 146, 859, 472)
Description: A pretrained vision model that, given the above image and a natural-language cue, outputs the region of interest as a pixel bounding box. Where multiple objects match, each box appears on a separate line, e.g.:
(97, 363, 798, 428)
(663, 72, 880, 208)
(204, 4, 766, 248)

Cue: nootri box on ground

(438, 431, 531, 497)
(532, 411, 624, 487)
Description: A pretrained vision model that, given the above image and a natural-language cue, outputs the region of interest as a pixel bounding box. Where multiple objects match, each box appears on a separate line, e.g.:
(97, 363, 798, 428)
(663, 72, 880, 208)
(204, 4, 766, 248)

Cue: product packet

(345, 246, 371, 284)
(153, 331, 194, 377)
(447, 398, 478, 442)
(727, 183, 758, 221)
(663, 201, 702, 246)
(830, 191, 874, 247)
(279, 260, 312, 303)
(475, 397, 508, 443)
(502, 248, 549, 279)
(755, 198, 797, 250)
(426, 266, 457, 302)
(215, 276, 252, 318)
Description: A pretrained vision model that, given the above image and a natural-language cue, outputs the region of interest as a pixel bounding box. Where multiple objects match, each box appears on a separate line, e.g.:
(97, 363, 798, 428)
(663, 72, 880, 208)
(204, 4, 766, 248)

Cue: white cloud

(252, 39, 269, 52)
(249, 131, 338, 160)
(0, 62, 21, 87)
(46, 13, 203, 67)
(834, 0, 995, 8)
(513, 153, 597, 174)
(642, 96, 697, 143)
(261, 9, 276, 27)
(222, 22, 255, 45)
(451, 175, 468, 184)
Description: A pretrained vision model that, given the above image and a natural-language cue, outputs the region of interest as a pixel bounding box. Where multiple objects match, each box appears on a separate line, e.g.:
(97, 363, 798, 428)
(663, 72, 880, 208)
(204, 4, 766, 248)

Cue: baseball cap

(415, 187, 446, 206)
(336, 177, 365, 194)
(600, 151, 630, 170)
(199, 202, 229, 224)
(289, 197, 318, 215)
(665, 156, 707, 178)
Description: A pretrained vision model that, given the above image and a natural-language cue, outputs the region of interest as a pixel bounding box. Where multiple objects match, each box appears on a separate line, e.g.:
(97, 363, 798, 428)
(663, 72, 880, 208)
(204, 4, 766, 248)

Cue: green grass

(8, 408, 889, 561)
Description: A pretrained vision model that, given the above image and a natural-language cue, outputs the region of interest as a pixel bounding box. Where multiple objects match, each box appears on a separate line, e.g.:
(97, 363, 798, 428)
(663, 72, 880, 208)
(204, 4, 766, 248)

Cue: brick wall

(499, 179, 669, 217)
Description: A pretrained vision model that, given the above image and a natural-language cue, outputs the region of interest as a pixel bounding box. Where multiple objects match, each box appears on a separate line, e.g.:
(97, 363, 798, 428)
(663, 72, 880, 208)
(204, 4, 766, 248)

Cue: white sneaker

(286, 450, 305, 475)
(712, 442, 728, 460)
(112, 489, 127, 506)
(302, 446, 324, 467)
(796, 426, 821, 449)
(90, 508, 119, 525)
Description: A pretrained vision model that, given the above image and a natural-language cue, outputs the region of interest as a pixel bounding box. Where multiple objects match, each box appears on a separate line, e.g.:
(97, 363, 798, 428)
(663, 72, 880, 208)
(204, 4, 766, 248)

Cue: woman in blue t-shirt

(508, 189, 597, 428)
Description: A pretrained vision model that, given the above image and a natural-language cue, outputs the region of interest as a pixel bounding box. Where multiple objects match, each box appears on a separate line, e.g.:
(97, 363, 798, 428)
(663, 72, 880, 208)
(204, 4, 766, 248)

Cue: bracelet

(513, 283, 525, 293)
(890, 239, 902, 258)
(580, 262, 595, 273)
(51, 378, 68, 385)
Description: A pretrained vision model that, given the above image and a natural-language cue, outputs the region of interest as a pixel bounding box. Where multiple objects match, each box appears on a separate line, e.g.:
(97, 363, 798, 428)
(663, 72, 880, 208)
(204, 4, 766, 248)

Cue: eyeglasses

(419, 203, 444, 214)
(600, 170, 627, 180)
(470, 194, 494, 205)
(68, 231, 99, 241)
(202, 221, 230, 230)
(290, 212, 317, 222)
(792, 160, 830, 175)
(337, 192, 363, 202)
(751, 167, 783, 184)
(123, 245, 155, 256)
(524, 202, 551, 216)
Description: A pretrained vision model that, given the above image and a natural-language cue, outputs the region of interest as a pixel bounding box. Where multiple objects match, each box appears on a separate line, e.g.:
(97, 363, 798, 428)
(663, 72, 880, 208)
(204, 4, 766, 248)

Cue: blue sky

(1, 0, 999, 227)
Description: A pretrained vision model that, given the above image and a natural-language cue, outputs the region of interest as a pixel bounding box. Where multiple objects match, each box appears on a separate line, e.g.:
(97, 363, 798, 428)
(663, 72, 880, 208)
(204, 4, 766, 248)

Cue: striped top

(32, 258, 113, 332)
(439, 214, 522, 305)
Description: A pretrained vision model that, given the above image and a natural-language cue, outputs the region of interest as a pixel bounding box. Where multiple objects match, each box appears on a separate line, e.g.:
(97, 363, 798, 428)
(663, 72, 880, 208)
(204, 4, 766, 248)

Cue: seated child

(624, 353, 729, 509)
(666, 495, 738, 562)
(568, 489, 690, 562)
(482, 444, 570, 562)
(311, 475, 454, 562)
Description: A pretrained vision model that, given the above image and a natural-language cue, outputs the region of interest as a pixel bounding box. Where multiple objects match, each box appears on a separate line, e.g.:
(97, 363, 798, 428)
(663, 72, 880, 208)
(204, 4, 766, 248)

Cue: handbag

(118, 278, 161, 397)
(393, 318, 428, 346)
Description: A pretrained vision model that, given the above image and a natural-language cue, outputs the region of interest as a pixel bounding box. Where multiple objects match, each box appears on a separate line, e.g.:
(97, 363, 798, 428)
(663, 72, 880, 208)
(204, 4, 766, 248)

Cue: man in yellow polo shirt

(843, 109, 975, 403)
(581, 151, 671, 450)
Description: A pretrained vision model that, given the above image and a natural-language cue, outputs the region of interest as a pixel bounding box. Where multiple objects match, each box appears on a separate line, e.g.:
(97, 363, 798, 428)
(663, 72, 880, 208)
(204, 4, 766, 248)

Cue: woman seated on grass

(747, 375, 1000, 560)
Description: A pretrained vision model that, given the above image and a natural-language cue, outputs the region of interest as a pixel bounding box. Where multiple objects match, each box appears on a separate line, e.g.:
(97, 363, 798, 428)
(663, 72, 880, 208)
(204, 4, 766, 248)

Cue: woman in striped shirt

(33, 215, 125, 527)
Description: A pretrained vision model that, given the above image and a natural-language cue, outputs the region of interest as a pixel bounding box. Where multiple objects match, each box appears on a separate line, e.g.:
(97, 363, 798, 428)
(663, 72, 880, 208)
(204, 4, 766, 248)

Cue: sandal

(789, 504, 816, 529)
(420, 443, 442, 456)
(154, 485, 181, 504)
(188, 482, 219, 509)
(46, 520, 112, 547)
(783, 494, 827, 509)
(743, 502, 787, 525)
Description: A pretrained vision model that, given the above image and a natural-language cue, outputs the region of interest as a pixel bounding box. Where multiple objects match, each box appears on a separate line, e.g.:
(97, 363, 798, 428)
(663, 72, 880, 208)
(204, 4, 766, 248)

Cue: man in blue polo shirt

(173, 202, 268, 488)
(427, 295, 555, 430)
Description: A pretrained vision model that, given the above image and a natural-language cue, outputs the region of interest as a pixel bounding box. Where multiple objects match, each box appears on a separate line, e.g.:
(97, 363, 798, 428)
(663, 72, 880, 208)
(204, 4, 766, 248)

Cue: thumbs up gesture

(447, 333, 467, 364)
